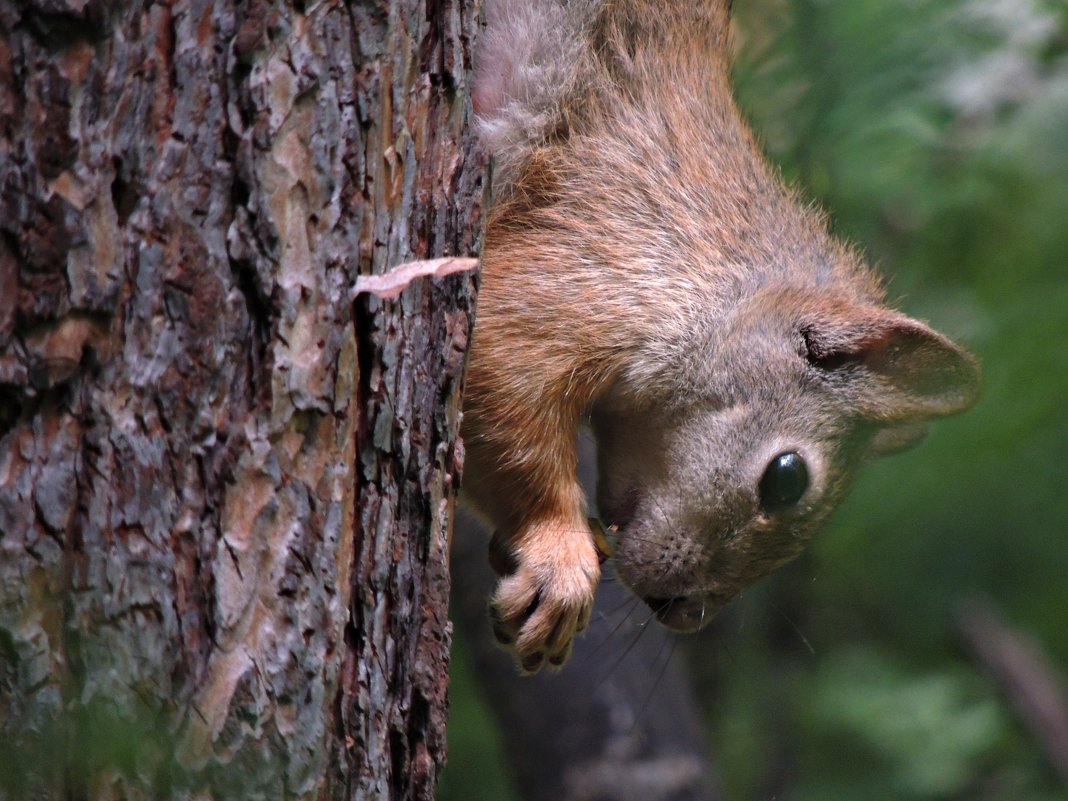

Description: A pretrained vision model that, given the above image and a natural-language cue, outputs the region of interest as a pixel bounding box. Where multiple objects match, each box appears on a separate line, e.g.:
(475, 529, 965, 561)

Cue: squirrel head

(592, 285, 980, 631)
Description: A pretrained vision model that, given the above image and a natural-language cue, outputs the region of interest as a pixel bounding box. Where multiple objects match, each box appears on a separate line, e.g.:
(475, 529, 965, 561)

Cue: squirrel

(461, 0, 980, 674)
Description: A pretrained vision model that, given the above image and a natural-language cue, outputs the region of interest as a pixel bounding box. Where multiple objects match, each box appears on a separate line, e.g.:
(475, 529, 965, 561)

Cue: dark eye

(758, 452, 809, 512)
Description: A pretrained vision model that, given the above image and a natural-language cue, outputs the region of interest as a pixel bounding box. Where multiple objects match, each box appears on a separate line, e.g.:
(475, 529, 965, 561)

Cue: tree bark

(0, 0, 481, 799)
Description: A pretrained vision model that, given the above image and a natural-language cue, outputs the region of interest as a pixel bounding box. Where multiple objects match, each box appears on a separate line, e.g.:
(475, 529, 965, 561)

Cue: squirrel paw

(488, 522, 600, 673)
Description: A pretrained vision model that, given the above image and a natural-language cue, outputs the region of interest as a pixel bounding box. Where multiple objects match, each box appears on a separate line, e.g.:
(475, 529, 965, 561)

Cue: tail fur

(474, 0, 595, 185)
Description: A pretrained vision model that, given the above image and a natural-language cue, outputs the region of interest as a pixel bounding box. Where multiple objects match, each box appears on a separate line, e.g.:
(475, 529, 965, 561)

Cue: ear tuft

(802, 307, 980, 424)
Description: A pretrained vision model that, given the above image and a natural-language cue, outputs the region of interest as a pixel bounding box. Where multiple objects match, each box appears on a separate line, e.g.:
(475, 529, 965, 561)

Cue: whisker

(637, 601, 663, 628)
(716, 626, 739, 669)
(633, 633, 678, 734)
(582, 595, 642, 663)
(604, 593, 641, 622)
(771, 601, 815, 656)
(595, 613, 651, 685)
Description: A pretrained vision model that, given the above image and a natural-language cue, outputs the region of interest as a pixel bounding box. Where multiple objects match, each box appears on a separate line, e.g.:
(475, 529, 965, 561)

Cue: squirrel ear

(801, 307, 980, 424)
(867, 422, 929, 456)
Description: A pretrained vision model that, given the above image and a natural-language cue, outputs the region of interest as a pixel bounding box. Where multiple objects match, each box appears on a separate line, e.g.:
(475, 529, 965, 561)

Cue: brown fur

(464, 0, 979, 672)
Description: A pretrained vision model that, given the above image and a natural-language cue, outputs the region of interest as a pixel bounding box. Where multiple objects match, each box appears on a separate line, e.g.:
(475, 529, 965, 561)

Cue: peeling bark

(0, 0, 481, 799)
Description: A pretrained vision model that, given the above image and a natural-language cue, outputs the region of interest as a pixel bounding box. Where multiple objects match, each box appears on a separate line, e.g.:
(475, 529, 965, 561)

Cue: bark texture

(0, 0, 480, 798)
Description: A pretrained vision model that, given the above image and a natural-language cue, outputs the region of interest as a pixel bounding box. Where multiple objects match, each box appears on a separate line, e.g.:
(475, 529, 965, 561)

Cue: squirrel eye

(759, 452, 809, 512)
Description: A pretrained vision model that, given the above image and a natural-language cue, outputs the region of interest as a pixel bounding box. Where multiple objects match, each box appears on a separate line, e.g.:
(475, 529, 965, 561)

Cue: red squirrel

(462, 0, 979, 673)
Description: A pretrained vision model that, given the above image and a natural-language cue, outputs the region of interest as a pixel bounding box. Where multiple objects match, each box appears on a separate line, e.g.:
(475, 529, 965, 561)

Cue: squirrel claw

(489, 524, 599, 673)
(520, 651, 546, 673)
(548, 645, 571, 667)
(492, 620, 516, 645)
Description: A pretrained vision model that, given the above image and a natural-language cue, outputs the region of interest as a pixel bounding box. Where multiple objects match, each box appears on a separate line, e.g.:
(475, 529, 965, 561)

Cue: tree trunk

(0, 0, 481, 799)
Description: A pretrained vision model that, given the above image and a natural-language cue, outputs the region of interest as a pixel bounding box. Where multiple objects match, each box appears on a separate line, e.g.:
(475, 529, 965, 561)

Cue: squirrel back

(476, 1, 733, 194)
(463, 0, 979, 674)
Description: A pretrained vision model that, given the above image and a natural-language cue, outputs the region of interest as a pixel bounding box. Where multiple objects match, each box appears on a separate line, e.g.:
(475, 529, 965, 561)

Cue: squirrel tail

(474, 0, 595, 184)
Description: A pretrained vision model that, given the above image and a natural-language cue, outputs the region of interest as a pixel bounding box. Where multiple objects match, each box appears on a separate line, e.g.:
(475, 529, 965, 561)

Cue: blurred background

(442, 0, 1068, 798)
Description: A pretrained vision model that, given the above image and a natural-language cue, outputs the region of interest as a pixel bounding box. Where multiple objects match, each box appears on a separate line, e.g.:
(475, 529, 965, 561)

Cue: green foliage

(803, 647, 1006, 798)
(709, 0, 1068, 797)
